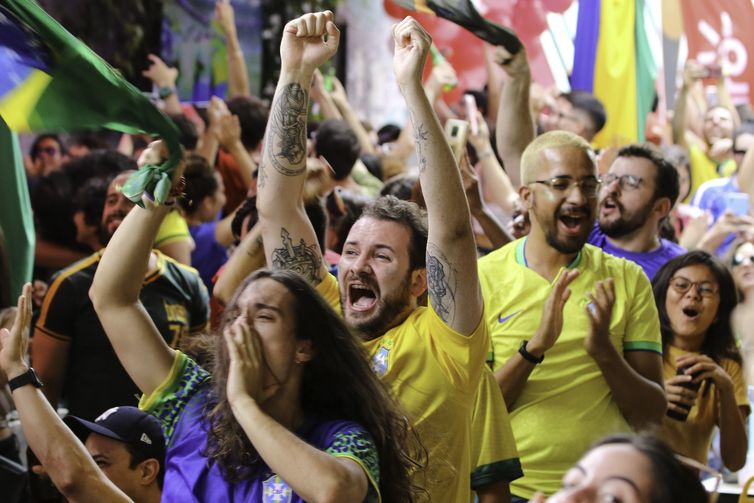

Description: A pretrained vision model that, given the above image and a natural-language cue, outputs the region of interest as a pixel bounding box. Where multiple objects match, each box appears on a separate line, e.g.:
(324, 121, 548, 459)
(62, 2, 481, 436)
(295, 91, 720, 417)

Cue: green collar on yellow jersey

(515, 237, 583, 269)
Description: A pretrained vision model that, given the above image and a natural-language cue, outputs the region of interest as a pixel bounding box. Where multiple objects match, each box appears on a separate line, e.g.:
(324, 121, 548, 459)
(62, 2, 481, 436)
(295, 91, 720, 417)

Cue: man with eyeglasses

(588, 144, 686, 280)
(478, 131, 666, 501)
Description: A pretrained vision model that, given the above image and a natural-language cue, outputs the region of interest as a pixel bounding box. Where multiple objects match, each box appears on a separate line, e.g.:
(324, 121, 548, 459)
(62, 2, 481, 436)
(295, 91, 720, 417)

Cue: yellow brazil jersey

(154, 209, 191, 248)
(478, 238, 662, 498)
(317, 274, 488, 503)
(660, 345, 750, 465)
(686, 144, 736, 203)
(470, 367, 523, 492)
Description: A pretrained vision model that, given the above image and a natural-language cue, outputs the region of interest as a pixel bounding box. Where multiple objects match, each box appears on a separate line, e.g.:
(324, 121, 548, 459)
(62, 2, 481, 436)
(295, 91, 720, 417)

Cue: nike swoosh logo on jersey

(498, 310, 521, 323)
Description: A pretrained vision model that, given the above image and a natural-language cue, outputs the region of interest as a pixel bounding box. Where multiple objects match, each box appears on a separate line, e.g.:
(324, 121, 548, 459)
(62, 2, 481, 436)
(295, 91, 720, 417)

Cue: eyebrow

(252, 302, 283, 313)
(574, 464, 643, 497)
(342, 241, 396, 252)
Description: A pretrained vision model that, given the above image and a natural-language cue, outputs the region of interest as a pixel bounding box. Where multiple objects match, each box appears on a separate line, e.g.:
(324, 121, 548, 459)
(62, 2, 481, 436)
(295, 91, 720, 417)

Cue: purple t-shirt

(189, 218, 228, 294)
(143, 354, 380, 502)
(588, 223, 686, 280)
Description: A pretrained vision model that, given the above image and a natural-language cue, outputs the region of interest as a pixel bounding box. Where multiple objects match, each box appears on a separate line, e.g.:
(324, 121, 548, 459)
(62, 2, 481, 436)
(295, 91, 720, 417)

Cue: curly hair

(203, 269, 426, 501)
(652, 250, 741, 364)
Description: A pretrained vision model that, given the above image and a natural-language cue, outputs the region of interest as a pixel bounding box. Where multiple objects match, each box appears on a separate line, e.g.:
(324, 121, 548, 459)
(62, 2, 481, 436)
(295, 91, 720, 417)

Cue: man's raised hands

(392, 16, 431, 90)
(280, 11, 340, 76)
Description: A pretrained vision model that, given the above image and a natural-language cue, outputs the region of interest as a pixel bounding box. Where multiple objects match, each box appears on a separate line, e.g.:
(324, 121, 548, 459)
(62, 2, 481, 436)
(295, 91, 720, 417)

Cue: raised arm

(215, 0, 250, 98)
(329, 75, 376, 155)
(256, 11, 339, 285)
(142, 54, 182, 116)
(89, 143, 179, 397)
(671, 60, 707, 150)
(2, 285, 129, 503)
(494, 46, 535, 190)
(393, 17, 482, 335)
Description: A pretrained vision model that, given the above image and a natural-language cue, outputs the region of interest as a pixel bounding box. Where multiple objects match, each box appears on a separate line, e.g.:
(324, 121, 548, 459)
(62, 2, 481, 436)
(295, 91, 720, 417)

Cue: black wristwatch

(9, 367, 43, 392)
(158, 86, 176, 99)
(518, 340, 544, 365)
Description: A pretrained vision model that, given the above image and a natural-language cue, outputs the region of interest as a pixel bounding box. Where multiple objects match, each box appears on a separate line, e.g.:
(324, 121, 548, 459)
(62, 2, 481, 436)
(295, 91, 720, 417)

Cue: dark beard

(544, 227, 587, 254)
(341, 272, 413, 340)
(599, 204, 652, 238)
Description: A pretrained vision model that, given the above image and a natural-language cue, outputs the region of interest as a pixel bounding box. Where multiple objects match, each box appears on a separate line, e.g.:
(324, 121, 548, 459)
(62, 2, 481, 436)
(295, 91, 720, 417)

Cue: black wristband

(519, 340, 544, 364)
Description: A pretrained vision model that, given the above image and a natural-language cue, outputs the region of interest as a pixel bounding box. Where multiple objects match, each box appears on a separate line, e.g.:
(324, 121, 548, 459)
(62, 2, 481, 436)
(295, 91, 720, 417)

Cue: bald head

(521, 131, 595, 184)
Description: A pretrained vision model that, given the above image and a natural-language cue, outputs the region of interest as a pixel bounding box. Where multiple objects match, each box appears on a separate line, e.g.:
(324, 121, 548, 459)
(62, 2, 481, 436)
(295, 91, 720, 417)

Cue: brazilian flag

(0, 0, 181, 203)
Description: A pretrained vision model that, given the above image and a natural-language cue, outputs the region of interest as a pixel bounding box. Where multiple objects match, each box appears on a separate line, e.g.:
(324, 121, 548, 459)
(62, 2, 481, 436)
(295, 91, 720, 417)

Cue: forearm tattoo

(270, 228, 323, 284)
(413, 122, 429, 173)
(265, 83, 308, 177)
(426, 242, 457, 324)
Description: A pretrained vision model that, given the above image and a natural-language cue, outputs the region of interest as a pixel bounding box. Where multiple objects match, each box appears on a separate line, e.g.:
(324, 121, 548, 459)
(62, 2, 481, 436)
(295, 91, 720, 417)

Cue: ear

(138, 458, 160, 486)
(653, 197, 672, 218)
(410, 268, 427, 298)
(295, 339, 315, 364)
(519, 185, 534, 209)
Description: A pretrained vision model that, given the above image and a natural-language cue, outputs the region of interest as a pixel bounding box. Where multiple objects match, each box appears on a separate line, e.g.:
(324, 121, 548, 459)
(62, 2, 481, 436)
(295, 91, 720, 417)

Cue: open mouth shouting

(681, 305, 701, 320)
(347, 281, 379, 313)
(557, 208, 590, 237)
(599, 196, 622, 219)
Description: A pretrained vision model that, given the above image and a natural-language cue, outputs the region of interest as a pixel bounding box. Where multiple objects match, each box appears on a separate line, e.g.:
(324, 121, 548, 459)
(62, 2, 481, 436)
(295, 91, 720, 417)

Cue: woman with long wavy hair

(90, 141, 424, 502)
(651, 250, 749, 471)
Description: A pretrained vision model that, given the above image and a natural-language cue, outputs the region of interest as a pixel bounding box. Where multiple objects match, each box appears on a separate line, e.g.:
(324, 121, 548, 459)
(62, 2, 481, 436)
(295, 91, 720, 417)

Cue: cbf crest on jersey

(372, 346, 390, 377)
(263, 474, 292, 503)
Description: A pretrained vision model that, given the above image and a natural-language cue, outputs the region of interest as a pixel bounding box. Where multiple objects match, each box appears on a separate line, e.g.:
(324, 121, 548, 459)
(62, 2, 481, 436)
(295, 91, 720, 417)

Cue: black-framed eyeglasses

(602, 173, 643, 191)
(530, 176, 601, 198)
(669, 277, 719, 297)
(732, 253, 754, 267)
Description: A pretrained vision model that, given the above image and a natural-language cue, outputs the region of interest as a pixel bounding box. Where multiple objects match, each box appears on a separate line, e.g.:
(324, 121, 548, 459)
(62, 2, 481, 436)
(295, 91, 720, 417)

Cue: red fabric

(682, 0, 754, 105)
(216, 149, 248, 215)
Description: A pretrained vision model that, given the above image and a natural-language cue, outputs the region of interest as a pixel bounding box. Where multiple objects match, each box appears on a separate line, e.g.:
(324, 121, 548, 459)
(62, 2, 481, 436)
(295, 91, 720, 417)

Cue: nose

(351, 252, 372, 275)
(565, 183, 589, 205)
(685, 285, 702, 299)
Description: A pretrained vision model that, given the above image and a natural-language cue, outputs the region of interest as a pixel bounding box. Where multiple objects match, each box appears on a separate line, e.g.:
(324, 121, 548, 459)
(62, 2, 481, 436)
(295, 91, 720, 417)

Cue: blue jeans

(511, 496, 528, 503)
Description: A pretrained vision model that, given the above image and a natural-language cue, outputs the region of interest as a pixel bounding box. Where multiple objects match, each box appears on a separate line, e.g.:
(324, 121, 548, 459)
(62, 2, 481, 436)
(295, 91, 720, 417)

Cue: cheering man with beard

(588, 144, 685, 280)
(478, 131, 666, 501)
(256, 12, 489, 503)
(33, 170, 208, 420)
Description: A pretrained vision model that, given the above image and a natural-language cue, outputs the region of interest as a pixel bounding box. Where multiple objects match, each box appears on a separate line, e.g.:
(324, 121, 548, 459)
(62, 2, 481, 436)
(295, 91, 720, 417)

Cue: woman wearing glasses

(651, 251, 749, 470)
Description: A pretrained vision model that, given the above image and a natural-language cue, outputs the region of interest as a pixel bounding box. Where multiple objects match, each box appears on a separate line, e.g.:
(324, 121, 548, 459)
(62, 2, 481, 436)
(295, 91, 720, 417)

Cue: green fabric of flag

(0, 117, 35, 301)
(634, 0, 656, 143)
(0, 0, 181, 204)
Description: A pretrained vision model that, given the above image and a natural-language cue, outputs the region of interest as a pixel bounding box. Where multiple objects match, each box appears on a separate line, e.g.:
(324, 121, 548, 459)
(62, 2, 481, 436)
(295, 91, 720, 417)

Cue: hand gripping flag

(388, 0, 523, 54)
(0, 0, 181, 205)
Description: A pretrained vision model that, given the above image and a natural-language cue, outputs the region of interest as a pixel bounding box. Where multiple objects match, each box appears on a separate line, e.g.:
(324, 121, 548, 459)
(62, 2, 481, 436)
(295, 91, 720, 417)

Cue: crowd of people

(3, 3, 754, 503)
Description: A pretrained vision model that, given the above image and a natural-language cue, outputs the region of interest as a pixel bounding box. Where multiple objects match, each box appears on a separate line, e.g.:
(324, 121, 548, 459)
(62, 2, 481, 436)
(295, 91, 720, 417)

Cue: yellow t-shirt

(317, 274, 488, 503)
(154, 209, 191, 247)
(470, 367, 523, 491)
(686, 144, 736, 203)
(478, 239, 662, 498)
(660, 345, 750, 465)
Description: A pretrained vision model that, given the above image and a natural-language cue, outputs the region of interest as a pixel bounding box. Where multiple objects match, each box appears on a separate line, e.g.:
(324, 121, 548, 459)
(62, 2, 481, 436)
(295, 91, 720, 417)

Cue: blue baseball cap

(65, 406, 165, 461)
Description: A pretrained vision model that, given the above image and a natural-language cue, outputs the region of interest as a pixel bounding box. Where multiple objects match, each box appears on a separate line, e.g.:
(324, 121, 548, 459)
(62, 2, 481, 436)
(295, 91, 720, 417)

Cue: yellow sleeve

(725, 359, 751, 413)
(154, 210, 191, 247)
(420, 303, 489, 392)
(315, 273, 342, 314)
(623, 264, 662, 354)
(470, 368, 522, 489)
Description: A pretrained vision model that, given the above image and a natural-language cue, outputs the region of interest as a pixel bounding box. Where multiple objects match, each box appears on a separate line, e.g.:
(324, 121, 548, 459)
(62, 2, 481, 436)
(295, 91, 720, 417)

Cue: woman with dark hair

(651, 250, 749, 470)
(90, 141, 423, 502)
(531, 434, 707, 503)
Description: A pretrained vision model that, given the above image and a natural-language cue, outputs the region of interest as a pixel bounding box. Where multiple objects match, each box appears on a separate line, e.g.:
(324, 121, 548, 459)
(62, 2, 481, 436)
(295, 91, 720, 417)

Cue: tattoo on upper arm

(270, 228, 323, 284)
(414, 123, 428, 173)
(426, 243, 458, 324)
(265, 83, 308, 177)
